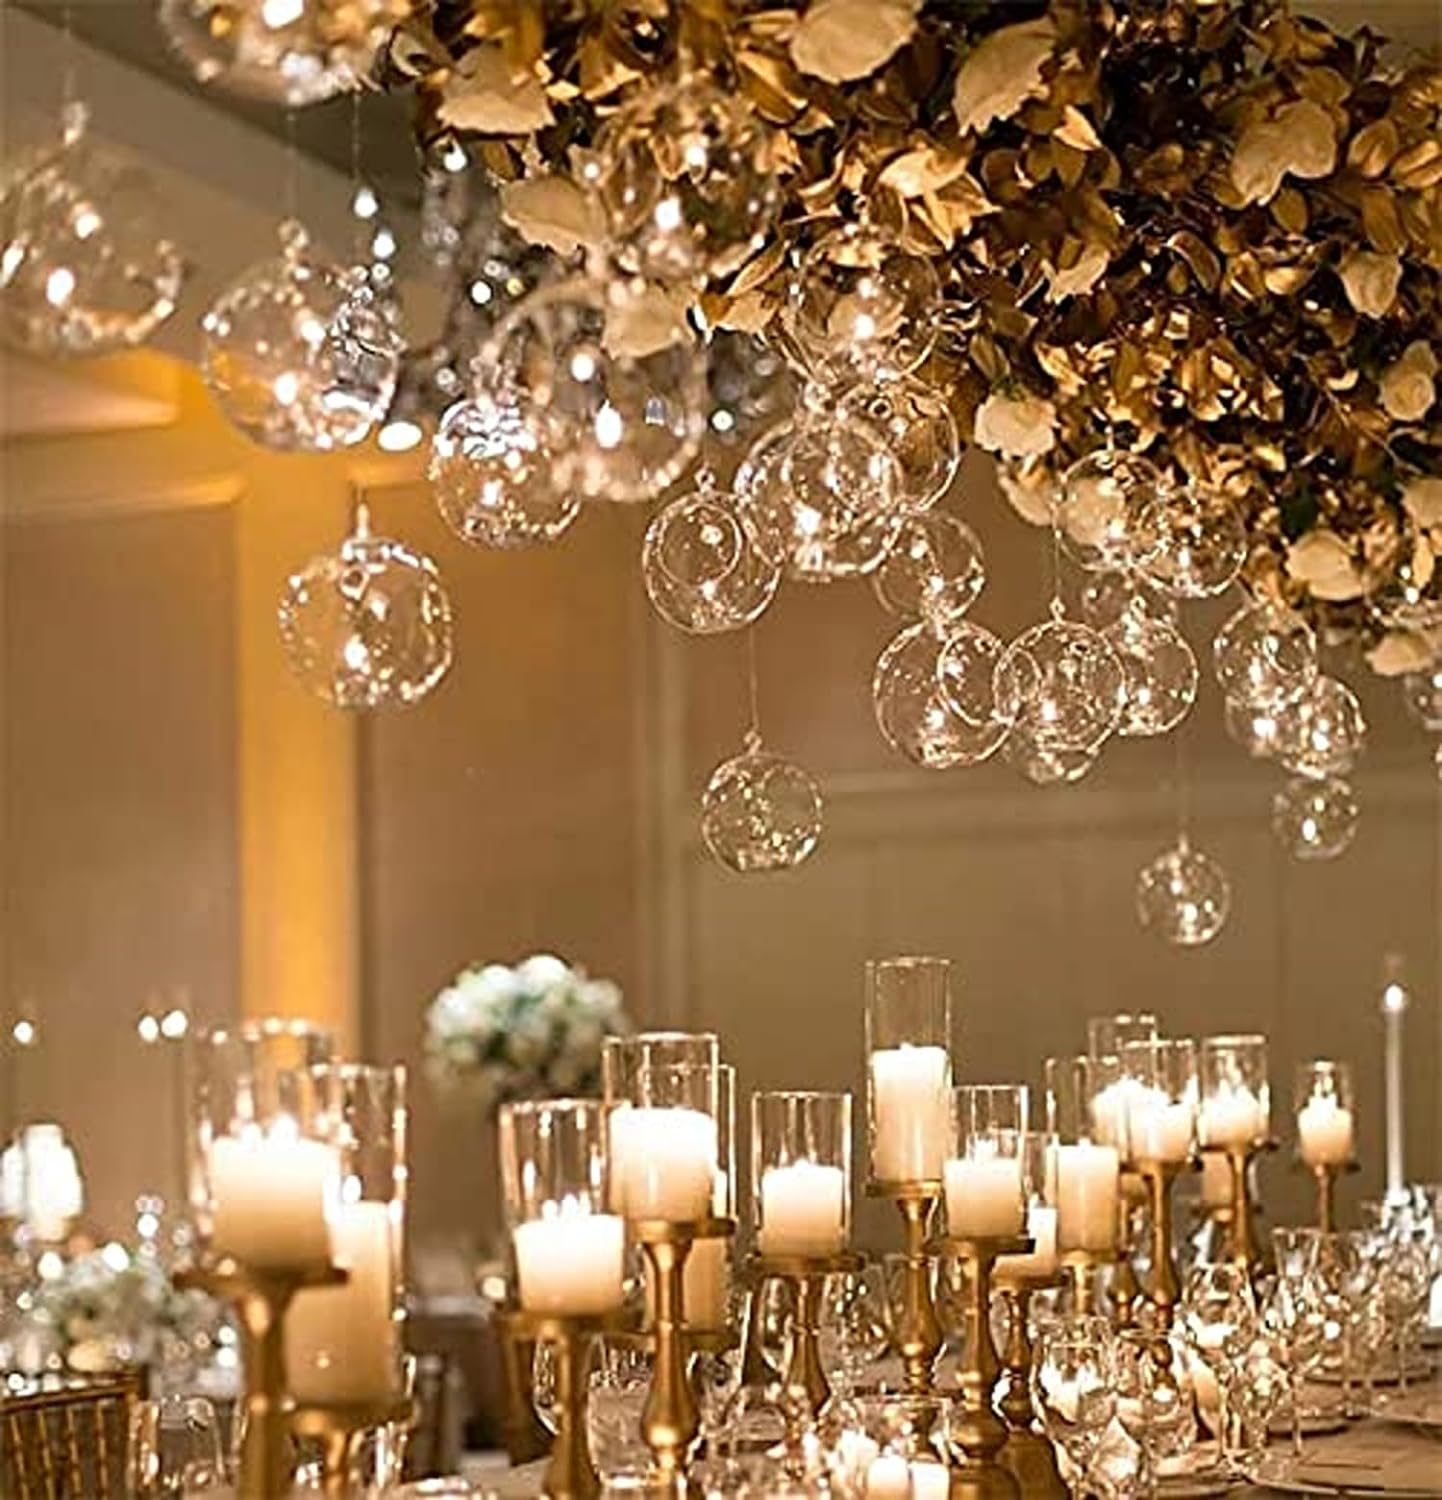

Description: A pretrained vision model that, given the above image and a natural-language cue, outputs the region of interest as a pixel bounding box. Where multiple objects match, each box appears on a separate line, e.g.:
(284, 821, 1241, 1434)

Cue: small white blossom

(1379, 341, 1437, 423)
(1231, 99, 1336, 206)
(1285, 528, 1365, 602)
(1402, 475, 1442, 531)
(1339, 250, 1402, 318)
(973, 391, 1057, 459)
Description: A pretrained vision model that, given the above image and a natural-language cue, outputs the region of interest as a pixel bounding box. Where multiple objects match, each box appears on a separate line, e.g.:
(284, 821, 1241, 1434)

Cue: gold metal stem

(1313, 1164, 1336, 1232)
(546, 1326, 600, 1500)
(1138, 1160, 1183, 1325)
(784, 1272, 829, 1416)
(893, 1192, 942, 1395)
(739, 1272, 780, 1389)
(1066, 1254, 1099, 1316)
(993, 1278, 1068, 1499)
(1225, 1146, 1259, 1272)
(638, 1230, 700, 1478)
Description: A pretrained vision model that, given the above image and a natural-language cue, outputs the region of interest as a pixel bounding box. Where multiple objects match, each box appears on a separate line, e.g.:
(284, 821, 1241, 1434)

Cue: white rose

(1367, 630, 1434, 677)
(995, 457, 1056, 526)
(953, 18, 1056, 136)
(1285, 528, 1365, 601)
(517, 954, 570, 990)
(1231, 99, 1336, 206)
(1339, 250, 1402, 318)
(1402, 475, 1442, 530)
(1379, 341, 1437, 423)
(973, 391, 1057, 459)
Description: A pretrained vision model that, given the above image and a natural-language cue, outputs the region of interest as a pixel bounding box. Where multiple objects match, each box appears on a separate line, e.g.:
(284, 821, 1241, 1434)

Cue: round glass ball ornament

(1102, 613, 1198, 738)
(836, 375, 960, 513)
(1212, 600, 1318, 711)
(700, 731, 822, 873)
(202, 220, 402, 450)
(480, 275, 707, 503)
(1135, 838, 1230, 946)
(1271, 777, 1359, 862)
(158, 0, 405, 106)
(935, 621, 1011, 751)
(871, 513, 985, 632)
(642, 477, 780, 634)
(1056, 449, 1162, 573)
(1401, 663, 1442, 732)
(783, 221, 941, 383)
(1, 102, 185, 357)
(1273, 675, 1367, 780)
(1003, 733, 1098, 786)
(1131, 482, 1248, 599)
(874, 623, 1008, 770)
(993, 616, 1127, 754)
(429, 394, 580, 549)
(1078, 570, 1178, 631)
(1224, 697, 1283, 759)
(591, 77, 781, 286)
(278, 510, 453, 710)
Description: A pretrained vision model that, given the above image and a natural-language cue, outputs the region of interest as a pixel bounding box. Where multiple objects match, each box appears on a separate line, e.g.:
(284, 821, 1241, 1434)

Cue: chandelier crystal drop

(836, 374, 961, 514)
(1130, 483, 1248, 599)
(1103, 613, 1199, 738)
(1401, 664, 1442, 733)
(700, 731, 823, 873)
(1078, 571, 1178, 631)
(1135, 838, 1231, 946)
(1273, 675, 1367, 781)
(1003, 734, 1099, 786)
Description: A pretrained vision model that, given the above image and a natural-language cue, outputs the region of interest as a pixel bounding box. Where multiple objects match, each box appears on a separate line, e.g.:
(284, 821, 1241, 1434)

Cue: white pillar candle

(513, 1199, 625, 1316)
(944, 1154, 1024, 1237)
(287, 1199, 400, 1403)
(209, 1126, 338, 1268)
(996, 1203, 1059, 1281)
(870, 1045, 950, 1183)
(3, 1126, 84, 1240)
(1127, 1088, 1195, 1163)
(1382, 980, 1407, 1199)
(1297, 1094, 1354, 1168)
(758, 1161, 846, 1257)
(1199, 1082, 1266, 1149)
(865, 1453, 913, 1500)
(1054, 1143, 1119, 1253)
(1089, 1081, 1135, 1150)
(609, 1106, 717, 1220)
(909, 1463, 949, 1500)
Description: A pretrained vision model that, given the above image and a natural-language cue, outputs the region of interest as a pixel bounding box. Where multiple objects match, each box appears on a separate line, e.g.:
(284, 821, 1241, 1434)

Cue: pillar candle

(865, 1454, 912, 1500)
(1089, 1081, 1135, 1150)
(1297, 1094, 1354, 1168)
(758, 1161, 846, 1257)
(513, 1199, 625, 1315)
(1126, 1088, 1195, 1163)
(1199, 1083, 1266, 1149)
(996, 1203, 1059, 1280)
(909, 1463, 949, 1500)
(287, 1199, 400, 1403)
(1383, 980, 1407, 1200)
(1054, 1143, 1119, 1253)
(209, 1126, 337, 1268)
(870, 1045, 950, 1183)
(943, 1154, 1024, 1237)
(609, 1106, 717, 1220)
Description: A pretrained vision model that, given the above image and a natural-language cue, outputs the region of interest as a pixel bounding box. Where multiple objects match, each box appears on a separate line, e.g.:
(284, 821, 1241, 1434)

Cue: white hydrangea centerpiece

(424, 953, 628, 1111)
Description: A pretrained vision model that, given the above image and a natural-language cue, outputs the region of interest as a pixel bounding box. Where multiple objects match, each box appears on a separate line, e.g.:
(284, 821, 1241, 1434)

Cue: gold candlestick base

(871, 1181, 943, 1396)
(1201, 1140, 1276, 1278)
(1134, 1158, 1192, 1328)
(291, 1395, 414, 1498)
(751, 1251, 862, 1416)
(1060, 1248, 1113, 1318)
(929, 1234, 1031, 1500)
(177, 1258, 347, 1500)
(992, 1268, 1067, 1500)
(1112, 1172, 1148, 1328)
(1306, 1160, 1358, 1232)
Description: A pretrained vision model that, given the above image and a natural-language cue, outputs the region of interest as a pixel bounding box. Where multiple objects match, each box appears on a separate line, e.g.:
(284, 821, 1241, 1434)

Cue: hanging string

(60, 2, 77, 111)
(745, 624, 761, 745)
(284, 108, 299, 225)
(1047, 518, 1065, 620)
(349, 92, 365, 262)
(1174, 720, 1191, 847)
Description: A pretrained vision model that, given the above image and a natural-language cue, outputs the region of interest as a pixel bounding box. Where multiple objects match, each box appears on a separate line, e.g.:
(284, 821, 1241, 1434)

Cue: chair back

(0, 1372, 140, 1500)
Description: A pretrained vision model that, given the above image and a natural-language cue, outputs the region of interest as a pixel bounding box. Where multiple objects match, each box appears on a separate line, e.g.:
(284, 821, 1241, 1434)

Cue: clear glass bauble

(871, 513, 985, 632)
(1212, 600, 1318, 711)
(1, 103, 185, 357)
(1056, 449, 1163, 573)
(278, 511, 452, 710)
(591, 77, 781, 287)
(706, 329, 797, 452)
(157, 0, 404, 106)
(1367, 532, 1442, 634)
(642, 478, 780, 634)
(1003, 734, 1098, 786)
(735, 414, 900, 583)
(1135, 838, 1230, 946)
(202, 220, 402, 450)
(480, 275, 707, 503)
(700, 731, 823, 873)
(429, 394, 580, 550)
(1401, 664, 1442, 732)
(836, 375, 960, 512)
(1273, 675, 1367, 780)
(1271, 777, 1359, 862)
(993, 616, 1126, 754)
(874, 623, 1008, 770)
(1102, 613, 1198, 738)
(935, 621, 1011, 749)
(1223, 697, 1283, 759)
(782, 221, 941, 383)
(1078, 570, 1178, 631)
(1131, 483, 1248, 599)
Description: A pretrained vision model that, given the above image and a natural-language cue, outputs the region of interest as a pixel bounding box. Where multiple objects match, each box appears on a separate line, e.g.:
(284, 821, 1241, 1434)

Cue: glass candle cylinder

(1086, 1053, 1129, 1151)
(1294, 1060, 1355, 1168)
(752, 1090, 852, 1258)
(501, 1099, 624, 1317)
(1044, 1055, 1119, 1255)
(1086, 1013, 1158, 1062)
(287, 1064, 406, 1404)
(1198, 1036, 1269, 1150)
(865, 956, 952, 1186)
(606, 1040, 720, 1221)
(995, 1133, 1059, 1280)
(191, 1021, 338, 1270)
(944, 1085, 1028, 1239)
(1120, 1039, 1198, 1166)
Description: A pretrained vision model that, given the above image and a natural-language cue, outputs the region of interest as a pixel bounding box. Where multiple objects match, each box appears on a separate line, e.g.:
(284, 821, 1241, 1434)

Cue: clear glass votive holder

(865, 956, 952, 1187)
(1086, 1013, 1158, 1063)
(1294, 1060, 1355, 1168)
(1119, 1039, 1198, 1166)
(944, 1085, 1028, 1239)
(501, 1099, 624, 1317)
(611, 1056, 720, 1223)
(995, 1133, 1060, 1282)
(1044, 1056, 1120, 1256)
(752, 1090, 852, 1259)
(1198, 1035, 1270, 1151)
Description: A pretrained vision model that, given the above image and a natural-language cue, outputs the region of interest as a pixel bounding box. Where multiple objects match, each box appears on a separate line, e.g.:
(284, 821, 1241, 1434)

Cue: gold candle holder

(1112, 1173, 1147, 1327)
(1202, 1140, 1275, 1275)
(931, 1232, 1030, 1500)
(992, 1268, 1066, 1500)
(1133, 1158, 1192, 1326)
(177, 1258, 347, 1500)
(291, 1394, 414, 1498)
(738, 1267, 783, 1390)
(750, 1251, 862, 1417)
(872, 1182, 943, 1395)
(1307, 1160, 1358, 1232)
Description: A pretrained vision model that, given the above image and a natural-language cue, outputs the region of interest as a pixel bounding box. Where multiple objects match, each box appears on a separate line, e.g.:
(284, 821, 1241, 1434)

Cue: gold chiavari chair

(0, 1371, 141, 1500)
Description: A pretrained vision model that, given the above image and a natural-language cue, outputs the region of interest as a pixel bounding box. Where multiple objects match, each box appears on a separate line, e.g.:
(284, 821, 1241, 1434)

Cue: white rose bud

(1379, 341, 1437, 423)
(973, 391, 1058, 459)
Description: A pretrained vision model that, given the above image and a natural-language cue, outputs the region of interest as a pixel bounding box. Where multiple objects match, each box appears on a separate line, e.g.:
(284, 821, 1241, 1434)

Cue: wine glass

(1114, 1329, 1196, 1497)
(1181, 1263, 1256, 1475)
(128, 1396, 226, 1496)
(1031, 1330, 1117, 1500)
(1260, 1272, 1325, 1454)
(821, 1265, 892, 1392)
(1233, 1330, 1290, 1469)
(1379, 1231, 1431, 1392)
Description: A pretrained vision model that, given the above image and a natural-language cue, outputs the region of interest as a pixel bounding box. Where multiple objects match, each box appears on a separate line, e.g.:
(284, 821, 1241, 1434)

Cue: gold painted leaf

(1392, 139, 1442, 190)
(1055, 105, 1101, 152)
(1361, 185, 1406, 254)
(1347, 117, 1400, 178)
(437, 44, 554, 135)
(790, 0, 920, 85)
(1271, 187, 1308, 234)
(952, 18, 1056, 136)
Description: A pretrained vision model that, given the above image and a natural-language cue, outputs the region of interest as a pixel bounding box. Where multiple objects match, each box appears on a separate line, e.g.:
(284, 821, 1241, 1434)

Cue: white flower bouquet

(424, 953, 628, 1112)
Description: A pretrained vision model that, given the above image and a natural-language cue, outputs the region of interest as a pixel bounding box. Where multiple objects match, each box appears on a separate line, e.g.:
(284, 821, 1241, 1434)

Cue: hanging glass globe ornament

(278, 507, 453, 711)
(1272, 675, 1367, 780)
(1402, 663, 1442, 732)
(480, 275, 706, 503)
(1056, 449, 1162, 573)
(705, 329, 797, 453)
(591, 77, 782, 287)
(1, 102, 185, 357)
(1272, 777, 1359, 862)
(783, 221, 941, 383)
(202, 219, 402, 450)
(872, 513, 986, 632)
(430, 394, 580, 550)
(641, 475, 780, 634)
(1003, 734, 1098, 786)
(1224, 697, 1283, 759)
(1131, 482, 1248, 598)
(992, 612, 1127, 754)
(1078, 570, 1178, 631)
(157, 0, 405, 106)
(1102, 613, 1199, 738)
(935, 621, 1011, 754)
(700, 730, 822, 873)
(836, 374, 960, 513)
(1212, 599, 1318, 711)
(1135, 837, 1231, 946)
(874, 624, 1008, 770)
